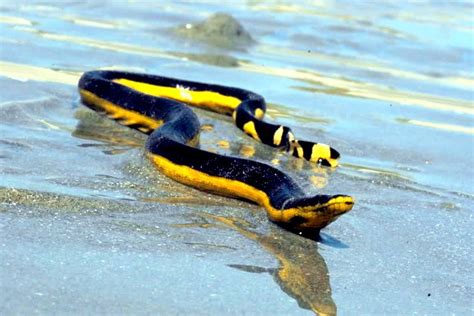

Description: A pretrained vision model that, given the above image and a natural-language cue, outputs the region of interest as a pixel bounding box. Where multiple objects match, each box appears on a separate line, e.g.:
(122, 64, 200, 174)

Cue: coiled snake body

(78, 71, 354, 231)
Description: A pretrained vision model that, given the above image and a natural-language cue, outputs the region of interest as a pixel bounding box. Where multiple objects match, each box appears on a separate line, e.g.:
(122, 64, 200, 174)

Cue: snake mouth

(323, 196, 355, 216)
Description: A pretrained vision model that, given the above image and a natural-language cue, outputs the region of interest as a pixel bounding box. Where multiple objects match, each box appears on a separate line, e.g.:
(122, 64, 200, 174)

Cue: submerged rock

(174, 13, 255, 49)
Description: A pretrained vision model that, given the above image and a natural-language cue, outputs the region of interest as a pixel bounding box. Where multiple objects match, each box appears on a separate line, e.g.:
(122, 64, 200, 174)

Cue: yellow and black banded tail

(232, 97, 340, 167)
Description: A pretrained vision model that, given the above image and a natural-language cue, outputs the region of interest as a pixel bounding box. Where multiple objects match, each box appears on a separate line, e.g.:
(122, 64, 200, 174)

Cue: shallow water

(1, 1, 473, 315)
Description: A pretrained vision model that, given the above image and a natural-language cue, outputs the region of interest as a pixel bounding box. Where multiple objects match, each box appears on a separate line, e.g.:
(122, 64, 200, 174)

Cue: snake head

(277, 195, 354, 231)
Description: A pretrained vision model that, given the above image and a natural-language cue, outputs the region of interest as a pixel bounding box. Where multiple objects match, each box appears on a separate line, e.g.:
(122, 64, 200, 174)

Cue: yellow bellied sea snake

(78, 71, 354, 232)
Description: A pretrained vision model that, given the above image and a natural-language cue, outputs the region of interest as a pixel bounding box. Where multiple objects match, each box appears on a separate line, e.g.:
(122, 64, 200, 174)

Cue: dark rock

(174, 13, 255, 49)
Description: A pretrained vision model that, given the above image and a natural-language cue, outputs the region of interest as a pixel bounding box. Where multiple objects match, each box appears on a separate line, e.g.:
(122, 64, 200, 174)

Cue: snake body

(78, 70, 354, 231)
